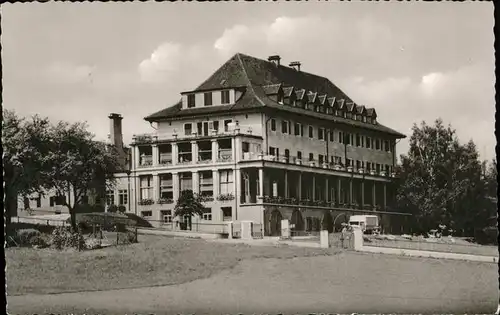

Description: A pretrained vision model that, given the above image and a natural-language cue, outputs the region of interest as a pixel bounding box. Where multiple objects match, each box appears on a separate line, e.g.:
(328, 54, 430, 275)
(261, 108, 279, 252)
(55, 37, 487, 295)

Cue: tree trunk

(68, 206, 77, 231)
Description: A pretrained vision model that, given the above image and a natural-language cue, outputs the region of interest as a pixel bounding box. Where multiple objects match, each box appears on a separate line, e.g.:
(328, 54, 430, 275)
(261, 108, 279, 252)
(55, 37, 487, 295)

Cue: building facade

(108, 53, 408, 236)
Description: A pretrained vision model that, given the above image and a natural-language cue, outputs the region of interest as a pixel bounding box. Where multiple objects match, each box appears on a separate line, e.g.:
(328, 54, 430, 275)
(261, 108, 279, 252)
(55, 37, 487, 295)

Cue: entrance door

(270, 210, 283, 236)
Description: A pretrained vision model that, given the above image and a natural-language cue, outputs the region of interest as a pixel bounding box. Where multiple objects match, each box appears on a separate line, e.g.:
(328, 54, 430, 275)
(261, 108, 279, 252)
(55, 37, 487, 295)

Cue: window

(375, 139, 381, 150)
(160, 174, 174, 199)
(356, 134, 361, 147)
(106, 190, 115, 206)
(329, 130, 334, 142)
(335, 156, 342, 165)
(363, 116, 367, 123)
(308, 126, 314, 138)
(141, 211, 152, 218)
(161, 210, 172, 223)
(384, 140, 391, 152)
(202, 208, 212, 221)
(219, 170, 234, 194)
(309, 153, 314, 161)
(330, 156, 335, 164)
(222, 207, 232, 221)
(356, 160, 361, 170)
(294, 123, 301, 136)
(347, 159, 352, 167)
(179, 172, 193, 192)
(318, 154, 324, 164)
(213, 121, 220, 133)
(36, 195, 41, 208)
(270, 119, 276, 131)
(197, 122, 203, 135)
(376, 163, 381, 173)
(119, 190, 128, 205)
(318, 128, 325, 140)
(199, 171, 213, 196)
(345, 133, 351, 145)
(187, 94, 196, 108)
(385, 164, 390, 174)
(204, 92, 212, 106)
(140, 176, 154, 200)
(221, 90, 230, 104)
(339, 131, 344, 144)
(242, 142, 250, 153)
(366, 162, 371, 171)
(281, 120, 289, 134)
(297, 151, 302, 160)
(366, 137, 372, 149)
(269, 146, 276, 156)
(223, 119, 232, 132)
(184, 123, 192, 136)
(23, 197, 29, 210)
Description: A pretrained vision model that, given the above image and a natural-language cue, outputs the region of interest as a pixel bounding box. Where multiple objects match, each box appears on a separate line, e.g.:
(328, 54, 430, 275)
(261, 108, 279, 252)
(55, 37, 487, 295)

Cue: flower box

(217, 193, 235, 201)
(157, 198, 174, 205)
(347, 166, 353, 172)
(138, 199, 154, 206)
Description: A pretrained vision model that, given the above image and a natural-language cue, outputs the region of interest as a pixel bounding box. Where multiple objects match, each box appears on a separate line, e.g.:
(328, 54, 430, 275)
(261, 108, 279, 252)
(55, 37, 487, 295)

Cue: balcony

(217, 149, 233, 162)
(138, 155, 153, 168)
(159, 153, 172, 166)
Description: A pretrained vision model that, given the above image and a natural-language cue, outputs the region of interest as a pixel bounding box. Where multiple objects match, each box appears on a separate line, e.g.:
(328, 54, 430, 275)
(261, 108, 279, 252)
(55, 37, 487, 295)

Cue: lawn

(6, 235, 339, 295)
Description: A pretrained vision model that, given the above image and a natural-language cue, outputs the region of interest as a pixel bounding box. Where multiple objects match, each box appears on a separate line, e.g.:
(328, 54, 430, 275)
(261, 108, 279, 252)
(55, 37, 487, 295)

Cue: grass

(6, 234, 339, 295)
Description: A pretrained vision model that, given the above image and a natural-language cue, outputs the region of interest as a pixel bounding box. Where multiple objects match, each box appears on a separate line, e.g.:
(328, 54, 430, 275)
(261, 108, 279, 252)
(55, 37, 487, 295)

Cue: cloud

(45, 61, 95, 84)
(138, 42, 183, 83)
(341, 63, 495, 159)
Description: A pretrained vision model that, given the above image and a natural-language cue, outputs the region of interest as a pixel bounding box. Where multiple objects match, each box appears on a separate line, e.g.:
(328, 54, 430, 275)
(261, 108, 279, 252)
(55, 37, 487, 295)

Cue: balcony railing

(217, 193, 235, 201)
(217, 149, 233, 162)
(157, 198, 174, 205)
(139, 155, 153, 167)
(138, 198, 155, 206)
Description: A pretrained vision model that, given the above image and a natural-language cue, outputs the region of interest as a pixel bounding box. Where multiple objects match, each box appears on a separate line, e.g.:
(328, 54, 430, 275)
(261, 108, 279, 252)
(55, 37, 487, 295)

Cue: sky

(2, 2, 495, 160)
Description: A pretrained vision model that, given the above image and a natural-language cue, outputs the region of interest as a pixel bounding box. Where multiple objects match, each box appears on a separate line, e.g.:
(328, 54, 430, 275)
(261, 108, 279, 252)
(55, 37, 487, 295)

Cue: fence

(251, 223, 263, 239)
(15, 216, 69, 227)
(364, 236, 498, 257)
(147, 219, 229, 235)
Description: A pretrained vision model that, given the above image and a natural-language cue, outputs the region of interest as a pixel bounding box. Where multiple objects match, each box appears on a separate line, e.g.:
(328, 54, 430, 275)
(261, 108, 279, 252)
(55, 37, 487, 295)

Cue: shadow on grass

(6, 234, 340, 296)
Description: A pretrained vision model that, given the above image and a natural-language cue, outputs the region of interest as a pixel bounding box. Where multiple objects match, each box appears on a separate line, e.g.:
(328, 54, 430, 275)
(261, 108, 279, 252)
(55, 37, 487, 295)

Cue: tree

(2, 110, 52, 228)
(395, 119, 488, 235)
(44, 121, 121, 230)
(174, 190, 205, 230)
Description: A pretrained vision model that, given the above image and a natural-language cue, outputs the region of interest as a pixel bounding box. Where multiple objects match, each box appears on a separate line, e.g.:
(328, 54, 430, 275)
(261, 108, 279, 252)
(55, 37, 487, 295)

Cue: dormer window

(187, 94, 196, 108)
(204, 92, 213, 106)
(221, 90, 230, 104)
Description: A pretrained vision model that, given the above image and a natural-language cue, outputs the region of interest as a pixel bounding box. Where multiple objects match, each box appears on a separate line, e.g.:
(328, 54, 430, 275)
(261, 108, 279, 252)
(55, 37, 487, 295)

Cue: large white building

(107, 53, 409, 236)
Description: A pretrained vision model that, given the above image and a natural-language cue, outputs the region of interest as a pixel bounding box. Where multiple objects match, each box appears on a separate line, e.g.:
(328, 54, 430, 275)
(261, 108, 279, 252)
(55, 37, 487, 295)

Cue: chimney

(289, 61, 301, 71)
(108, 113, 123, 149)
(268, 55, 281, 66)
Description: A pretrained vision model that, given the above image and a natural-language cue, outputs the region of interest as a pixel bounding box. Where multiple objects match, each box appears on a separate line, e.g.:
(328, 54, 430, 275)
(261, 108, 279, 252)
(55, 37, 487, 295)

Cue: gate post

(320, 230, 329, 248)
(226, 222, 233, 240)
(281, 219, 290, 239)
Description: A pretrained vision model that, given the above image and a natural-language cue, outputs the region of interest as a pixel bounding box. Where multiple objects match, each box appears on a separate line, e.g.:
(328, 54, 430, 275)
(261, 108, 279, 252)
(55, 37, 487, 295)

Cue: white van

(348, 215, 379, 234)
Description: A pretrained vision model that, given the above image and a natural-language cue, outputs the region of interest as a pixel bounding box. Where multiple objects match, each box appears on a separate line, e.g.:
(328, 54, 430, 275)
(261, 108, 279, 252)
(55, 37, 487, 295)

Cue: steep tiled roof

(145, 53, 404, 138)
(295, 89, 306, 100)
(262, 83, 281, 95)
(307, 91, 317, 103)
(346, 102, 356, 112)
(356, 105, 366, 114)
(318, 94, 327, 105)
(366, 108, 377, 117)
(283, 86, 294, 97)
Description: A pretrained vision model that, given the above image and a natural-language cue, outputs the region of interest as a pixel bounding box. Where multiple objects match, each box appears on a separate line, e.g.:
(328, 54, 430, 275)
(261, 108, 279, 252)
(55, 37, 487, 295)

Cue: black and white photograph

(2, 2, 498, 314)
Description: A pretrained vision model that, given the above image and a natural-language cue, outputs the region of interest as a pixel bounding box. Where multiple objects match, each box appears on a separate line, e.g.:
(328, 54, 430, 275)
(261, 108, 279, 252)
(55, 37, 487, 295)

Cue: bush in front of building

(50, 226, 85, 250)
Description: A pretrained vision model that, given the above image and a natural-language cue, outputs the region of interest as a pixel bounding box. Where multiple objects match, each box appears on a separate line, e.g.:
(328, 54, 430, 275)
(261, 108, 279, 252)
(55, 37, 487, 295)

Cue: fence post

(227, 222, 233, 240)
(320, 230, 329, 248)
(352, 226, 363, 251)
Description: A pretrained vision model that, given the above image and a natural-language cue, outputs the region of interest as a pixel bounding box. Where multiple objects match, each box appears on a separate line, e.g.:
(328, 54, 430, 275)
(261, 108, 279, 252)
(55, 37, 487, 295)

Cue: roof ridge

(236, 53, 266, 106)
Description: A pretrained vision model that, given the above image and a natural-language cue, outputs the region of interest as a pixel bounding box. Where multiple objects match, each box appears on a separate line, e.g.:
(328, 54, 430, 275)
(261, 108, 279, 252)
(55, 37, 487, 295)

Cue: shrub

(117, 205, 126, 213)
(17, 229, 41, 245)
(108, 205, 119, 213)
(50, 227, 85, 250)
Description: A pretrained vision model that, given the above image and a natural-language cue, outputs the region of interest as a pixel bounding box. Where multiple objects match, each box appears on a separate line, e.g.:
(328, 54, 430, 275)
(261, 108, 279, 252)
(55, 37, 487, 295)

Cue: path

(8, 252, 497, 314)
